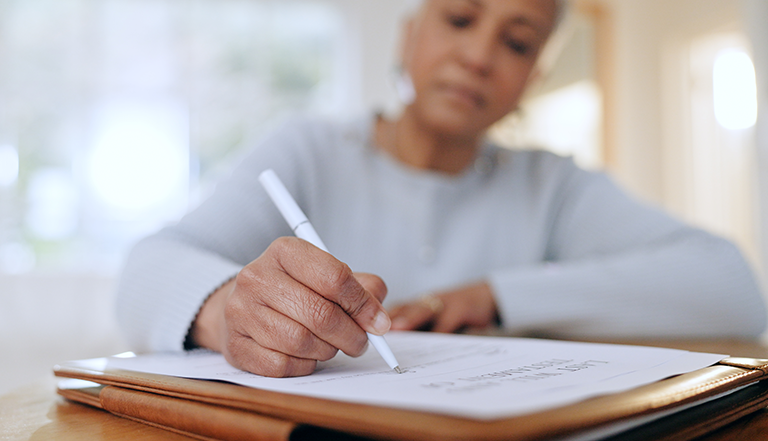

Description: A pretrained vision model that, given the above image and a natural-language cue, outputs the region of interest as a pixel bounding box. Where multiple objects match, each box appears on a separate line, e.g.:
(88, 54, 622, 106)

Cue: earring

(392, 65, 416, 105)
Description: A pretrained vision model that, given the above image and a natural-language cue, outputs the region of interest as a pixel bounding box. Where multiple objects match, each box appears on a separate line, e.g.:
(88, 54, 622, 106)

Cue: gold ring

(418, 293, 444, 315)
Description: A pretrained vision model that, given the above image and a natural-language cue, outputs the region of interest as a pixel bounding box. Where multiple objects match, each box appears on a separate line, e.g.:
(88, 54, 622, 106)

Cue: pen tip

(394, 366, 403, 374)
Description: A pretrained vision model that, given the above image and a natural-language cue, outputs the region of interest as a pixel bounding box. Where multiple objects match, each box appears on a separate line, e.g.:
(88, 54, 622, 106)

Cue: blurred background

(1, 0, 766, 394)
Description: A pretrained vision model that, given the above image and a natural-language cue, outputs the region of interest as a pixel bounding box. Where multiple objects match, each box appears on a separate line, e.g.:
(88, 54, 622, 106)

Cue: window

(683, 33, 758, 265)
(0, 0, 347, 273)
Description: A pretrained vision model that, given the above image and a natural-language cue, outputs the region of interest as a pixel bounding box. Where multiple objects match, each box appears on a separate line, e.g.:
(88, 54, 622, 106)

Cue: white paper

(107, 331, 725, 420)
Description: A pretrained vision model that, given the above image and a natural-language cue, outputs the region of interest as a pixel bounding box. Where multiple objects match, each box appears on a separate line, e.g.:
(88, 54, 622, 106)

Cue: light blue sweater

(117, 114, 767, 351)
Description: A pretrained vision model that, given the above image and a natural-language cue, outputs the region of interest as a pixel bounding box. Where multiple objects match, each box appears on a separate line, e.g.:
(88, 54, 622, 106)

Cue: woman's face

(402, 0, 557, 137)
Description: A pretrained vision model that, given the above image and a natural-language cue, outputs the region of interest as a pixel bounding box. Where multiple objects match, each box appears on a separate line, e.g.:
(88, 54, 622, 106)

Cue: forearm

(116, 234, 242, 352)
(489, 235, 766, 338)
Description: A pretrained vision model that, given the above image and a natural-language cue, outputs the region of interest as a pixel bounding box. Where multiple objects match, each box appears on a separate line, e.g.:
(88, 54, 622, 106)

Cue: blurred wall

(330, 0, 410, 115)
(743, 0, 768, 283)
(0, 274, 128, 395)
(591, 0, 763, 274)
(597, 0, 742, 204)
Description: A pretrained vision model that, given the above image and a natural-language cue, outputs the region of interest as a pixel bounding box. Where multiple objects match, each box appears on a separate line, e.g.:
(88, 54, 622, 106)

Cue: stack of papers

(107, 331, 726, 420)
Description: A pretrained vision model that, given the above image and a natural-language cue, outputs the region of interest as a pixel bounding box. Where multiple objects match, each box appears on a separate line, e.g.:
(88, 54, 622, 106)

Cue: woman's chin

(421, 110, 488, 137)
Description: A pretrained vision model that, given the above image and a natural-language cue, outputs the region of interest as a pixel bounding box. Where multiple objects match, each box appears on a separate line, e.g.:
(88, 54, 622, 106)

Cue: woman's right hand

(190, 237, 390, 377)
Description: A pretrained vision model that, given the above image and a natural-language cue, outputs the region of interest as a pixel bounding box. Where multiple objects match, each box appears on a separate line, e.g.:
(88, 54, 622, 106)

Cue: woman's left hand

(388, 281, 499, 333)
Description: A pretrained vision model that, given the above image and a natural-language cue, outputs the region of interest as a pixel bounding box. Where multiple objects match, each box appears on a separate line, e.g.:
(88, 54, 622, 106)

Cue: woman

(117, 0, 766, 377)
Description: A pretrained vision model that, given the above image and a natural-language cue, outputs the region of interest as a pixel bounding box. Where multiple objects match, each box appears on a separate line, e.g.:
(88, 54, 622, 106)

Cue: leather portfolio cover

(54, 353, 768, 441)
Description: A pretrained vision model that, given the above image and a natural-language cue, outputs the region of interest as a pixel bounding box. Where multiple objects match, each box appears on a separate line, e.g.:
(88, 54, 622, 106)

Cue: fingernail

(372, 310, 391, 334)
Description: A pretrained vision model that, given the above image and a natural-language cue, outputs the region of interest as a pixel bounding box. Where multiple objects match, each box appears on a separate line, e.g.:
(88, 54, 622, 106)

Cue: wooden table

(3, 339, 768, 441)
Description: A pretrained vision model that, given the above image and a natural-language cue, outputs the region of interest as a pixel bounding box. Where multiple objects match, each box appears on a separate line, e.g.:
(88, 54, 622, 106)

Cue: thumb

(354, 273, 388, 304)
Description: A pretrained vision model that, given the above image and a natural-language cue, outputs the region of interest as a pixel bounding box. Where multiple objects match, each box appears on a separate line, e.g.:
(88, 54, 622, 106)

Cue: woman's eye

(448, 14, 472, 28)
(505, 38, 531, 56)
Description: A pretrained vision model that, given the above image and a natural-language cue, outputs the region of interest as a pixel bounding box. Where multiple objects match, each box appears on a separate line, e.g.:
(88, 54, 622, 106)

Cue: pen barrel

(294, 222, 329, 253)
(259, 168, 400, 372)
(258, 169, 308, 231)
(367, 333, 399, 370)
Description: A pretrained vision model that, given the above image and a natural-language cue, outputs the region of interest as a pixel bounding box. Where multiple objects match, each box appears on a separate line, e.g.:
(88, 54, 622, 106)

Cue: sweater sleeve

(116, 234, 242, 352)
(488, 159, 767, 339)
(115, 116, 323, 352)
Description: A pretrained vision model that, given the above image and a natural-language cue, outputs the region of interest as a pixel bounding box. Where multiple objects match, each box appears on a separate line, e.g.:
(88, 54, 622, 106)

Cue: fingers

(270, 238, 391, 336)
(224, 297, 343, 377)
(389, 283, 499, 334)
(389, 297, 464, 333)
(235, 257, 369, 360)
(224, 331, 319, 378)
(354, 272, 388, 304)
(226, 299, 340, 361)
(221, 237, 392, 377)
(431, 303, 466, 333)
(389, 300, 437, 331)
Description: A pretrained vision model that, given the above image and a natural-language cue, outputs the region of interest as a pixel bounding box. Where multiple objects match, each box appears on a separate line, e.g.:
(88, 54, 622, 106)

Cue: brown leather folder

(54, 355, 768, 441)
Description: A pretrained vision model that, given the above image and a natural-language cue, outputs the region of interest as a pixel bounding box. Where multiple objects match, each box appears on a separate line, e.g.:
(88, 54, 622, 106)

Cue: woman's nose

(456, 26, 496, 76)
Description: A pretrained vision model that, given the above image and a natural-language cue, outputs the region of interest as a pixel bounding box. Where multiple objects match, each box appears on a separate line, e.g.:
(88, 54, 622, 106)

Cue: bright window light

(26, 168, 79, 240)
(0, 242, 35, 274)
(513, 80, 602, 169)
(86, 100, 189, 214)
(0, 144, 19, 187)
(0, 0, 345, 272)
(713, 50, 757, 130)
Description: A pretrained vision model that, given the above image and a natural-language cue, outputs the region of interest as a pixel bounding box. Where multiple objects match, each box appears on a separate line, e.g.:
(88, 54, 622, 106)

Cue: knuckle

(283, 325, 315, 355)
(306, 297, 342, 334)
(263, 352, 293, 377)
(234, 267, 252, 288)
(223, 293, 248, 323)
(262, 351, 315, 378)
(317, 346, 339, 362)
(235, 265, 262, 291)
(270, 236, 293, 253)
(268, 236, 299, 262)
(223, 286, 265, 324)
(278, 322, 338, 361)
(234, 265, 279, 307)
(324, 261, 354, 292)
(223, 332, 250, 367)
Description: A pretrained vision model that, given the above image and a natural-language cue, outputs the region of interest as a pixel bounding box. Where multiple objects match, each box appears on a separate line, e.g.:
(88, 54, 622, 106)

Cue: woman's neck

(375, 112, 484, 175)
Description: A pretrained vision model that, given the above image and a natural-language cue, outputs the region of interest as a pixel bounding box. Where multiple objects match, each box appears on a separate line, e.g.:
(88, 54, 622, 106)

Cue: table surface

(3, 339, 768, 441)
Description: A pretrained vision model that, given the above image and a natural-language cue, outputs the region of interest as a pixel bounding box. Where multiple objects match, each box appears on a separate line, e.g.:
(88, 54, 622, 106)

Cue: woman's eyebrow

(446, 0, 483, 9)
(505, 15, 551, 38)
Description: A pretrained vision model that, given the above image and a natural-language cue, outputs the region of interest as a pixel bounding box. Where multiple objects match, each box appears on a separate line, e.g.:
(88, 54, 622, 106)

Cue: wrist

(190, 278, 235, 352)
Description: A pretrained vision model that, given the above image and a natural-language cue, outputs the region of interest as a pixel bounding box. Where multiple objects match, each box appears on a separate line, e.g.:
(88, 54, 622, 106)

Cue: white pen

(258, 168, 402, 374)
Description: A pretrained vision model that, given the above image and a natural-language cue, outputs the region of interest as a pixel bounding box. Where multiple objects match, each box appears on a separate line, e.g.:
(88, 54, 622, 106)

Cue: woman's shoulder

(493, 145, 583, 177)
(231, 112, 371, 172)
(232, 112, 373, 178)
(487, 146, 615, 201)
(268, 112, 371, 147)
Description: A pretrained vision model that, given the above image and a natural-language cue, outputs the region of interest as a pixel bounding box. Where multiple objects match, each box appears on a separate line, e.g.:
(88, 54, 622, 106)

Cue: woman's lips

(439, 83, 486, 109)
